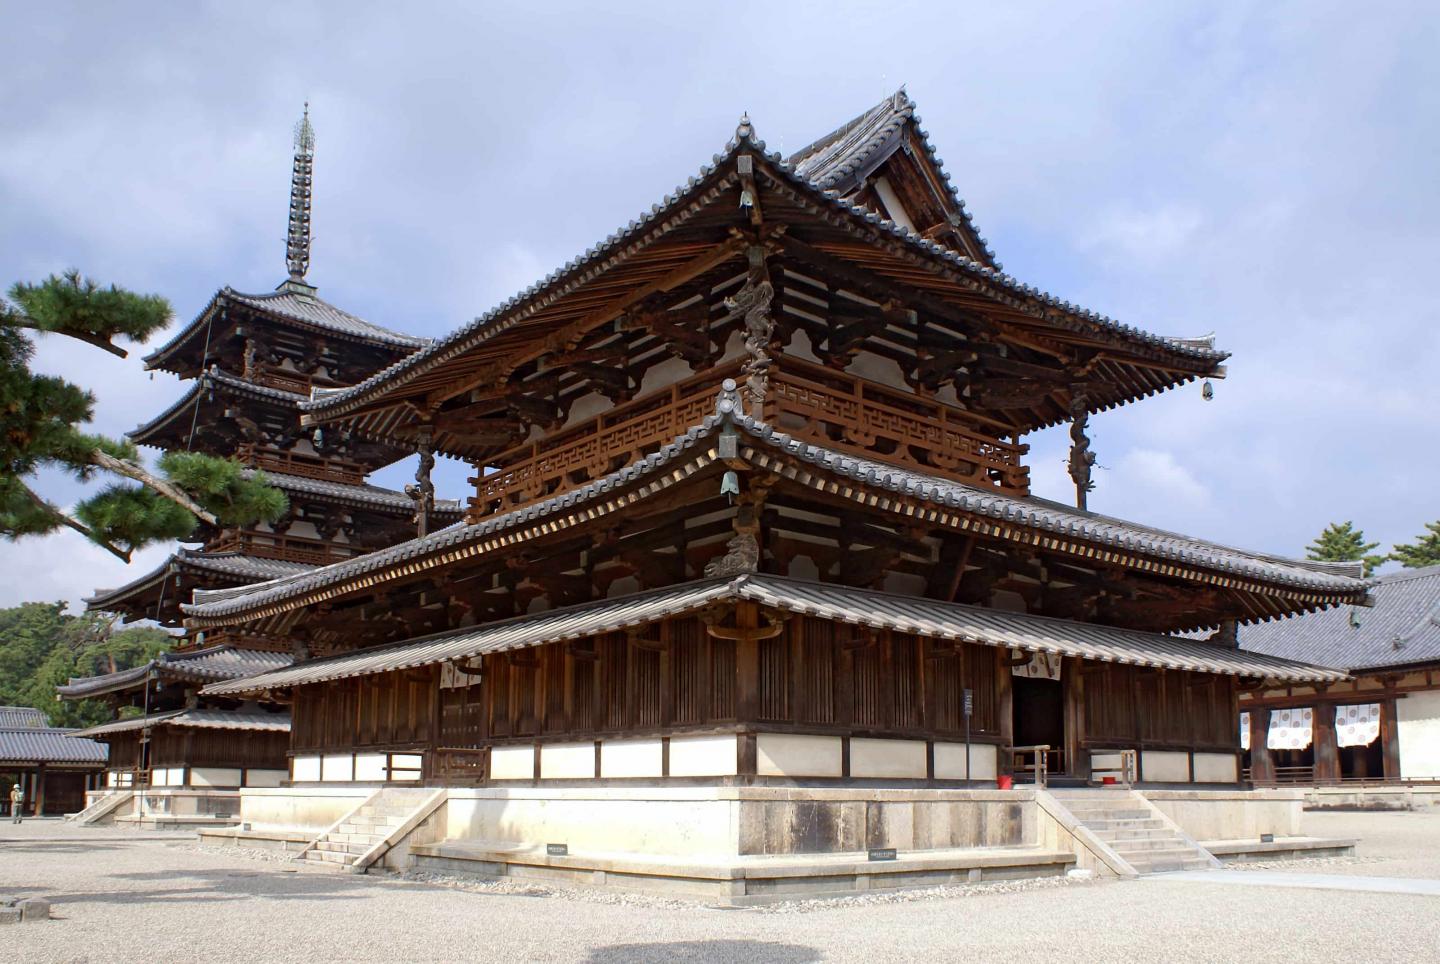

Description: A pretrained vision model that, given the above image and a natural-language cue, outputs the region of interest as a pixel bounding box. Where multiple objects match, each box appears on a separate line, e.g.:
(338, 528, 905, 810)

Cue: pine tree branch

(9, 315, 129, 358)
(90, 450, 219, 526)
(18, 481, 131, 562)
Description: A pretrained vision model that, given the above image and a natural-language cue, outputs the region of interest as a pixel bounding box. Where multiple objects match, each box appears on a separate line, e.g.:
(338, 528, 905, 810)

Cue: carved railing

(251, 368, 316, 396)
(768, 358, 1029, 494)
(467, 364, 742, 519)
(207, 529, 357, 566)
(236, 444, 365, 486)
(466, 359, 1029, 522)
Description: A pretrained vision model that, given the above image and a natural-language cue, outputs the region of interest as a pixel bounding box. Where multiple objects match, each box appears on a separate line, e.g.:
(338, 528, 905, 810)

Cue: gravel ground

(2, 813, 1438, 963)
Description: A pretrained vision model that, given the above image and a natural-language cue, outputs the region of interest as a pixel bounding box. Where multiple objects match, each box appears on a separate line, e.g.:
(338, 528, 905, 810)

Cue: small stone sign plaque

(547, 843, 569, 856)
(867, 848, 898, 862)
(1260, 833, 1274, 844)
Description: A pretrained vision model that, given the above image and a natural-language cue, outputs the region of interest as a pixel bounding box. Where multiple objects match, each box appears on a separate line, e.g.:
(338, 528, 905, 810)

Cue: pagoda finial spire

(285, 102, 316, 281)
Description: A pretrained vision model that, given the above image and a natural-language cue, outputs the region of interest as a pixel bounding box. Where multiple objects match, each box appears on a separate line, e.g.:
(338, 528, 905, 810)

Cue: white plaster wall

(1192, 753, 1239, 784)
(934, 742, 998, 780)
(154, 767, 184, 787)
(1399, 691, 1440, 779)
(541, 743, 596, 780)
(756, 734, 842, 777)
(601, 739, 663, 778)
(637, 356, 694, 395)
(560, 390, 611, 429)
(1142, 750, 1190, 783)
(190, 767, 243, 788)
(244, 770, 287, 788)
(321, 755, 354, 782)
(845, 350, 908, 391)
(668, 735, 738, 777)
(292, 756, 320, 782)
(353, 754, 387, 782)
(491, 746, 536, 780)
(850, 738, 927, 778)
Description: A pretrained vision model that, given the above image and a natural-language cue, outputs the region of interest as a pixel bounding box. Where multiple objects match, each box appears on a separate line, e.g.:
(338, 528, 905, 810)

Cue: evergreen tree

(1, 271, 286, 560)
(1305, 521, 1384, 577)
(0, 602, 170, 727)
(1390, 521, 1440, 570)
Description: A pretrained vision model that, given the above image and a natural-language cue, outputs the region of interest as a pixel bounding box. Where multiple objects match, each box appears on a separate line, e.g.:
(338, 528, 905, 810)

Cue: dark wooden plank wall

(150, 728, 290, 768)
(1082, 663, 1235, 750)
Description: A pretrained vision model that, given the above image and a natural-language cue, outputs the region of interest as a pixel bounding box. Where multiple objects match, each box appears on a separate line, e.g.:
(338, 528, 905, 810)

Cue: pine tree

(1390, 521, 1440, 570)
(1305, 521, 1384, 577)
(1, 271, 286, 560)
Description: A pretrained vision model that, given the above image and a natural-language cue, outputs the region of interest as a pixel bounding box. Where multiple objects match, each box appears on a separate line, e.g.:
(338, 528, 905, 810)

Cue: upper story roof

(144, 280, 430, 376)
(1240, 565, 1440, 672)
(294, 104, 1227, 457)
(0, 705, 47, 728)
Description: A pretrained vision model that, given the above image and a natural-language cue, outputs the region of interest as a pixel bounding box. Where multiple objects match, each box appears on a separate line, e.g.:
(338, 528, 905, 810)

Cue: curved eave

(128, 370, 304, 448)
(182, 401, 1364, 630)
(145, 285, 429, 375)
(300, 125, 1225, 441)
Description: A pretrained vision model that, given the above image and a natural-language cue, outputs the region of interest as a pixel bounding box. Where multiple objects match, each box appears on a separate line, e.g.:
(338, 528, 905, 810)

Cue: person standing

(9, 782, 23, 823)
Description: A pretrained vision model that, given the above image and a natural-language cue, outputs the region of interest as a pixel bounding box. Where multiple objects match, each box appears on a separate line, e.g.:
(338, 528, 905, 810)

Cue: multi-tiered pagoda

(183, 93, 1368, 891)
(63, 109, 459, 818)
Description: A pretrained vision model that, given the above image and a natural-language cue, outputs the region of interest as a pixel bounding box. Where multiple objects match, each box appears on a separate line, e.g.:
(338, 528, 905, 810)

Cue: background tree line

(1305, 520, 1440, 577)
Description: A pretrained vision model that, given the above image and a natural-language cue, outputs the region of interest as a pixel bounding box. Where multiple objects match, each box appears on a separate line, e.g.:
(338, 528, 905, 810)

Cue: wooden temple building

(1239, 564, 1440, 794)
(62, 108, 460, 822)
(0, 706, 106, 817)
(163, 94, 1370, 890)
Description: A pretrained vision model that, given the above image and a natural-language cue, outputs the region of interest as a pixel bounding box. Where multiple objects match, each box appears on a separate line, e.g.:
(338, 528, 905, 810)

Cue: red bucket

(1102, 776, 1117, 786)
(996, 775, 1014, 790)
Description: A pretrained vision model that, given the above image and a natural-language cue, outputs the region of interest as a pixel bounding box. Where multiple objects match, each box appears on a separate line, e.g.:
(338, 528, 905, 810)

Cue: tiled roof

(57, 645, 294, 699)
(69, 708, 291, 738)
(201, 572, 1344, 699)
(144, 282, 429, 371)
(1240, 566, 1440, 672)
(0, 706, 47, 728)
(129, 367, 303, 445)
(301, 114, 1224, 426)
(786, 89, 995, 264)
(85, 549, 315, 611)
(0, 727, 107, 765)
(251, 470, 463, 517)
(182, 398, 1363, 624)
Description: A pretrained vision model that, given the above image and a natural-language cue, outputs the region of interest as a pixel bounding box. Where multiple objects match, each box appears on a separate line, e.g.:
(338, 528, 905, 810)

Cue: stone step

(306, 850, 357, 865)
(315, 840, 374, 856)
(1102, 836, 1189, 852)
(1128, 855, 1211, 874)
(1078, 817, 1167, 831)
(326, 831, 386, 845)
(1064, 807, 1152, 820)
(338, 822, 393, 836)
(1113, 845, 1203, 862)
(1091, 828, 1177, 844)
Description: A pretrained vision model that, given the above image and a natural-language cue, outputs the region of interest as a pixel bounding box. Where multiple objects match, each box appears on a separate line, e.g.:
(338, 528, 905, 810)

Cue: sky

(2, 1, 1437, 611)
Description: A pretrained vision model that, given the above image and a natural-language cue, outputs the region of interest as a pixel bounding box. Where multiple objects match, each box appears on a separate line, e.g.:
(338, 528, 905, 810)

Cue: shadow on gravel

(584, 941, 821, 964)
(0, 842, 132, 854)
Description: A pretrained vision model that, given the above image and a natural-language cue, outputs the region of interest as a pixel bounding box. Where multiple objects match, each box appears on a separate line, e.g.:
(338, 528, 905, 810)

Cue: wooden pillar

(1064, 657, 1088, 781)
(995, 648, 1014, 774)
(1379, 696, 1402, 782)
(34, 764, 46, 816)
(1312, 700, 1340, 785)
(1249, 708, 1275, 785)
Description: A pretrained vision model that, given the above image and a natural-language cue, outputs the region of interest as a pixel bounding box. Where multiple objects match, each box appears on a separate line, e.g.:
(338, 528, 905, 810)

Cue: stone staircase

(1049, 789, 1215, 874)
(67, 790, 133, 826)
(297, 788, 439, 873)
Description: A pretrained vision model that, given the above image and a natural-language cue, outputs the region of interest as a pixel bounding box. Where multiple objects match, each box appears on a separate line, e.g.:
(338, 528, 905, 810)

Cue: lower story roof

(58, 645, 294, 700)
(0, 727, 107, 765)
(202, 573, 1347, 699)
(69, 708, 292, 739)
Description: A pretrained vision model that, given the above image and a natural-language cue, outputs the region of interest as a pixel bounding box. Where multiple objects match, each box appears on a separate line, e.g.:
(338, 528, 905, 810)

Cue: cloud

(0, 0, 1437, 607)
(0, 529, 174, 616)
(1082, 203, 1204, 265)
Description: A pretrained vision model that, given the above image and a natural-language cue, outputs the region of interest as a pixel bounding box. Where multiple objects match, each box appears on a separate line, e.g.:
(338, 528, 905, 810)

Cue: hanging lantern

(720, 470, 740, 502)
(1201, 379, 1214, 401)
(739, 188, 754, 210)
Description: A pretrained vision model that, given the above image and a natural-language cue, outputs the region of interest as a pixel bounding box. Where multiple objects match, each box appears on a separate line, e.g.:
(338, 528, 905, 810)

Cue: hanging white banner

(1267, 707, 1313, 750)
(1239, 711, 1250, 751)
(1336, 703, 1381, 748)
(1011, 649, 1062, 680)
